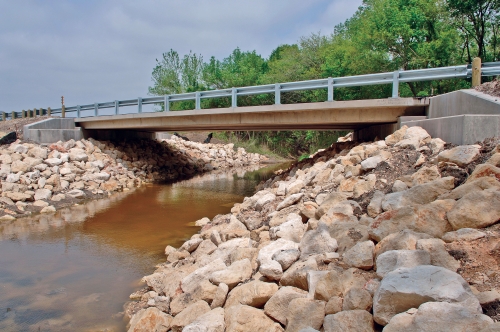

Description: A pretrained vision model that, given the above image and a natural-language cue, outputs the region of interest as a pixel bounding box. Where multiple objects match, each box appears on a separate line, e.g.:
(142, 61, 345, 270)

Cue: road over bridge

(74, 97, 428, 132)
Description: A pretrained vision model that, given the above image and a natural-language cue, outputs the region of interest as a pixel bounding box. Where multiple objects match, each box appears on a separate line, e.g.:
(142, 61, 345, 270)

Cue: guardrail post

(115, 100, 119, 115)
(22, 110, 26, 118)
(77, 105, 81, 118)
(472, 57, 482, 87)
(231, 88, 237, 107)
(275, 83, 281, 105)
(164, 95, 170, 111)
(2, 112, 5, 121)
(11, 111, 15, 119)
(195, 92, 201, 110)
(392, 70, 400, 98)
(39, 108, 44, 116)
(61, 106, 66, 118)
(34, 108, 38, 117)
(47, 107, 51, 116)
(138, 97, 142, 113)
(94, 103, 98, 117)
(327, 77, 334, 102)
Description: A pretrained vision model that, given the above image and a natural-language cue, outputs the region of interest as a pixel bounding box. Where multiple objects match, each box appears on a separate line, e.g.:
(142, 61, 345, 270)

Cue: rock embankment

(128, 126, 500, 331)
(0, 136, 265, 220)
(163, 135, 269, 170)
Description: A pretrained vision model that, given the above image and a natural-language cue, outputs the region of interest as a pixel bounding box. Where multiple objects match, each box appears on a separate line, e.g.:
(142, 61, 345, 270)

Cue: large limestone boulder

(374, 229, 432, 259)
(181, 259, 226, 294)
(170, 280, 217, 315)
(224, 280, 278, 308)
(383, 302, 493, 332)
(34, 188, 52, 201)
(438, 145, 481, 167)
(326, 222, 370, 254)
(264, 286, 307, 325)
(255, 193, 276, 211)
(23, 157, 43, 168)
(192, 240, 217, 261)
(4, 191, 32, 202)
(447, 190, 500, 229)
(375, 250, 430, 278)
(11, 160, 29, 173)
(394, 126, 430, 149)
(313, 268, 366, 301)
(381, 177, 455, 211)
(280, 258, 318, 291)
(258, 239, 298, 280)
(299, 228, 338, 259)
(286, 298, 325, 332)
(170, 300, 211, 332)
(128, 307, 172, 332)
(385, 125, 407, 145)
(416, 238, 460, 272)
(369, 200, 455, 242)
(361, 155, 384, 171)
(270, 213, 306, 243)
(342, 287, 373, 311)
(69, 148, 88, 162)
(179, 238, 203, 253)
(276, 193, 303, 211)
(28, 146, 48, 159)
(323, 310, 374, 332)
(286, 180, 305, 195)
(211, 283, 229, 309)
(224, 305, 284, 332)
(44, 158, 63, 167)
(315, 192, 352, 218)
(367, 190, 385, 217)
(182, 307, 225, 332)
(442, 228, 486, 243)
(343, 241, 374, 270)
(439, 177, 500, 200)
(373, 265, 481, 326)
(411, 165, 440, 185)
(209, 259, 252, 289)
(269, 205, 301, 227)
(465, 163, 500, 183)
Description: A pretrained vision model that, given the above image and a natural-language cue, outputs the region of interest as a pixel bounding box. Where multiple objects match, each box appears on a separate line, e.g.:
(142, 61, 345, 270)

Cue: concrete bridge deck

(74, 97, 429, 132)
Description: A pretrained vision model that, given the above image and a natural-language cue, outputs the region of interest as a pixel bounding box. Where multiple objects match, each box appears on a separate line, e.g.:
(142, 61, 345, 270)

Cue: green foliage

(446, 0, 500, 61)
(148, 0, 498, 156)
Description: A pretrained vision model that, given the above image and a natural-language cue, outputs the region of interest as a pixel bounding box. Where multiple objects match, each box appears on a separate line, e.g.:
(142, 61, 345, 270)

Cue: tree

(149, 50, 204, 110)
(446, 0, 500, 61)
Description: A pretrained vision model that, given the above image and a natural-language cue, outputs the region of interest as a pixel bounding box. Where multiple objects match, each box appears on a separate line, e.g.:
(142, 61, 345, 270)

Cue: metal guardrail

(4, 61, 500, 120)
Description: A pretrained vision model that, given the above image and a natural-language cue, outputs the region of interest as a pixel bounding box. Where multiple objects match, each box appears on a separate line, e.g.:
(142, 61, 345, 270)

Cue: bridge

(18, 60, 500, 145)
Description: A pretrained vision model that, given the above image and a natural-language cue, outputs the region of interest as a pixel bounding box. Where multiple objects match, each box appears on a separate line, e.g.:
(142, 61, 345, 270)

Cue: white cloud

(0, 0, 361, 111)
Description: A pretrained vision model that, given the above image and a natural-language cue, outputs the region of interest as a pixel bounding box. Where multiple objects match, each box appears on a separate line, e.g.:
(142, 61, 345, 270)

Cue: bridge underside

(75, 98, 428, 132)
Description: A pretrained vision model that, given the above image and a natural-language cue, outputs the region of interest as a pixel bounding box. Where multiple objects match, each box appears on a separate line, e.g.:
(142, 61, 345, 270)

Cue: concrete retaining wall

(24, 118, 83, 144)
(428, 89, 500, 118)
(402, 114, 500, 145)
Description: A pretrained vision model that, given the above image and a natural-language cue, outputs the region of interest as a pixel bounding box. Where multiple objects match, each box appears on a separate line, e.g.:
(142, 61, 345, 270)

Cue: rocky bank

(0, 135, 266, 220)
(127, 125, 500, 332)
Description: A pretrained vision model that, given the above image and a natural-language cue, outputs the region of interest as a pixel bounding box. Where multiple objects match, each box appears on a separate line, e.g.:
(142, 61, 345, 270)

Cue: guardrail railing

(3, 61, 499, 121)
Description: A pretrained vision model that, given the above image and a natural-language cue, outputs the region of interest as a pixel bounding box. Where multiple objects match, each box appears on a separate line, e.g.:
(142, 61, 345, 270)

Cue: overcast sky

(0, 0, 363, 112)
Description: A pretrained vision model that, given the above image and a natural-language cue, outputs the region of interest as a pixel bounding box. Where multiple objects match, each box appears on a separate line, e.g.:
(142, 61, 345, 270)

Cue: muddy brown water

(0, 163, 290, 331)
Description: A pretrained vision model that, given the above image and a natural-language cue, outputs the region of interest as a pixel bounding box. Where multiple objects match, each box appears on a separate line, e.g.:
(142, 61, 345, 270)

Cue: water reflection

(0, 163, 289, 332)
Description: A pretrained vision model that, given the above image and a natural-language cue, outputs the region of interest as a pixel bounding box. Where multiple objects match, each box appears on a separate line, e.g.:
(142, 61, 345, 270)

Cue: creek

(0, 163, 289, 331)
